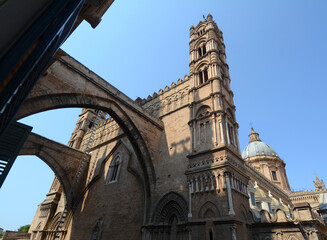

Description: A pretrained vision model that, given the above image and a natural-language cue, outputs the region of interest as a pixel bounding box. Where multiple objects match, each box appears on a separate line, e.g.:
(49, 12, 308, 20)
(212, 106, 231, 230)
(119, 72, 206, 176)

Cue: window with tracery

(196, 106, 213, 147)
(197, 44, 207, 59)
(106, 154, 122, 184)
(198, 68, 208, 85)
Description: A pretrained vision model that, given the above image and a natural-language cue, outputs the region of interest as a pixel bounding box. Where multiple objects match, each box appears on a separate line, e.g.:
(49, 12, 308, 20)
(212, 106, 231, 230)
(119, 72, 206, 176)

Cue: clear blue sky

(1, 0, 327, 231)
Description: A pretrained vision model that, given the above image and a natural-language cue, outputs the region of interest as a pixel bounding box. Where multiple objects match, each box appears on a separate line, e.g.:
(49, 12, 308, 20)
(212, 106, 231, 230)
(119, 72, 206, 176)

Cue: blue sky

(1, 0, 327, 231)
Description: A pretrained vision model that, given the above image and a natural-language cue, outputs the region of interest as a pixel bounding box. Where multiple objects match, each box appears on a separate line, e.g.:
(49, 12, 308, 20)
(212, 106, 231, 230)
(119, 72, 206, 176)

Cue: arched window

(196, 106, 213, 145)
(198, 48, 202, 57)
(203, 45, 206, 55)
(198, 68, 208, 86)
(199, 70, 203, 84)
(203, 68, 208, 82)
(106, 154, 122, 184)
(271, 170, 278, 181)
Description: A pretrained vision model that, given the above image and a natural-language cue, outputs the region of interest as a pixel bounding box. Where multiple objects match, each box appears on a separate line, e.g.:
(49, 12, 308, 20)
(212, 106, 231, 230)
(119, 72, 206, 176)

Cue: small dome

(242, 127, 278, 159)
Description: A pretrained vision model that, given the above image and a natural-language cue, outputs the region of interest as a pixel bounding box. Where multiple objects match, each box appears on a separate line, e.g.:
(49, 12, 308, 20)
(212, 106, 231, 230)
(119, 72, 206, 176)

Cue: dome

(242, 128, 278, 159)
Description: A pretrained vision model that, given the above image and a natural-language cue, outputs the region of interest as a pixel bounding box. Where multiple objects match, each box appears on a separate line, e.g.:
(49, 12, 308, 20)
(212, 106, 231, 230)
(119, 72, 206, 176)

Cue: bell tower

(188, 13, 240, 154)
(68, 108, 106, 149)
(186, 14, 251, 239)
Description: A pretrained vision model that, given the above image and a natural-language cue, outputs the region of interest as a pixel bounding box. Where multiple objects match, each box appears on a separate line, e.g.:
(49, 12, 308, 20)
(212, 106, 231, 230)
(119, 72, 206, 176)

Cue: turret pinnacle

(248, 127, 261, 143)
(313, 173, 326, 191)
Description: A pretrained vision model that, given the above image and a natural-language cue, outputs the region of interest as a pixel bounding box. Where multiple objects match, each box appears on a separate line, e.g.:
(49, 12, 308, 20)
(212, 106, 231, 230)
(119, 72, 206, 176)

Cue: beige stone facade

(28, 14, 327, 240)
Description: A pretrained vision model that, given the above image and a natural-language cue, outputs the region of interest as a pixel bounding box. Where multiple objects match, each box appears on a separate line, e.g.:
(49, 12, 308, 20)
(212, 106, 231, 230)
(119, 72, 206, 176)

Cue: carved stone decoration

(152, 191, 188, 224)
(198, 201, 220, 219)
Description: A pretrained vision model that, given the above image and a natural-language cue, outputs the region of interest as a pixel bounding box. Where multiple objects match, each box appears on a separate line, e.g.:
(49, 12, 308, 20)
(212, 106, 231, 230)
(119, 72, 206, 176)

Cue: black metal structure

(0, 0, 86, 188)
(0, 121, 32, 188)
(0, 0, 86, 137)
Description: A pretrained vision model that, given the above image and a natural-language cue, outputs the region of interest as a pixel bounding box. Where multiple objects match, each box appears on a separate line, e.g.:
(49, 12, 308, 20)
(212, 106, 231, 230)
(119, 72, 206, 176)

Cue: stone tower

(68, 108, 105, 149)
(188, 13, 240, 153)
(242, 127, 291, 192)
(186, 14, 251, 239)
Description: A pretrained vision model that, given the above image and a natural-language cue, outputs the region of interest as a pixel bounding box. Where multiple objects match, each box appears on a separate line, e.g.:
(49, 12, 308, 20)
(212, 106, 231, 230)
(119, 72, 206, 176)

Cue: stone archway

(19, 132, 88, 199)
(15, 49, 163, 222)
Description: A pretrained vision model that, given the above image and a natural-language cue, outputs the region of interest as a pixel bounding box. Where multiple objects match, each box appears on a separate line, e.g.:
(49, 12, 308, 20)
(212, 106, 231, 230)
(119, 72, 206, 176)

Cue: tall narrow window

(203, 69, 208, 82)
(203, 45, 206, 55)
(230, 125, 234, 145)
(227, 123, 234, 145)
(106, 155, 122, 184)
(272, 171, 278, 181)
(198, 48, 202, 57)
(199, 71, 203, 84)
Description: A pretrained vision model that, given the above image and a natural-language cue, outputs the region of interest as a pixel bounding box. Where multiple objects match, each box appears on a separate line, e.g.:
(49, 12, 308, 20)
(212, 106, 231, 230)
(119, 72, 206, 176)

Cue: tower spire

(314, 173, 326, 191)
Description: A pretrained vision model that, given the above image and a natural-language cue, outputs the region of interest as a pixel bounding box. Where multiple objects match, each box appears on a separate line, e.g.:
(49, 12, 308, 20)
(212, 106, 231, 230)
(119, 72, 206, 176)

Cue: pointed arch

(196, 105, 212, 119)
(198, 201, 221, 219)
(152, 191, 188, 224)
(48, 212, 61, 231)
(89, 218, 103, 240)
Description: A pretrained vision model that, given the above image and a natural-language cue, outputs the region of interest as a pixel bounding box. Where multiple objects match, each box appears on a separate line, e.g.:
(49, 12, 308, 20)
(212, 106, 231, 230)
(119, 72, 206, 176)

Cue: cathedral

(28, 14, 327, 240)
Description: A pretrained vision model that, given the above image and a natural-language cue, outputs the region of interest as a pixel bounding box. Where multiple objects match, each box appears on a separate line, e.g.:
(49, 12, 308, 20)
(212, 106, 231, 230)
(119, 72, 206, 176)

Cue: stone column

(198, 124, 201, 145)
(188, 182, 192, 218)
(226, 173, 235, 215)
(205, 176, 209, 191)
(193, 123, 197, 150)
(230, 176, 234, 189)
(225, 121, 230, 145)
(189, 122, 193, 152)
(210, 175, 215, 191)
(215, 174, 219, 191)
(219, 119, 225, 145)
(212, 115, 218, 146)
(222, 175, 226, 189)
(195, 178, 199, 193)
(235, 128, 241, 154)
(230, 226, 237, 240)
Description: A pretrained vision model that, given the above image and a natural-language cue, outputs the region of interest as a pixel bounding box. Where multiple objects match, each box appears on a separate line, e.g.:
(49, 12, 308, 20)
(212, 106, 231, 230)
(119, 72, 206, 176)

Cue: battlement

(135, 74, 189, 105)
